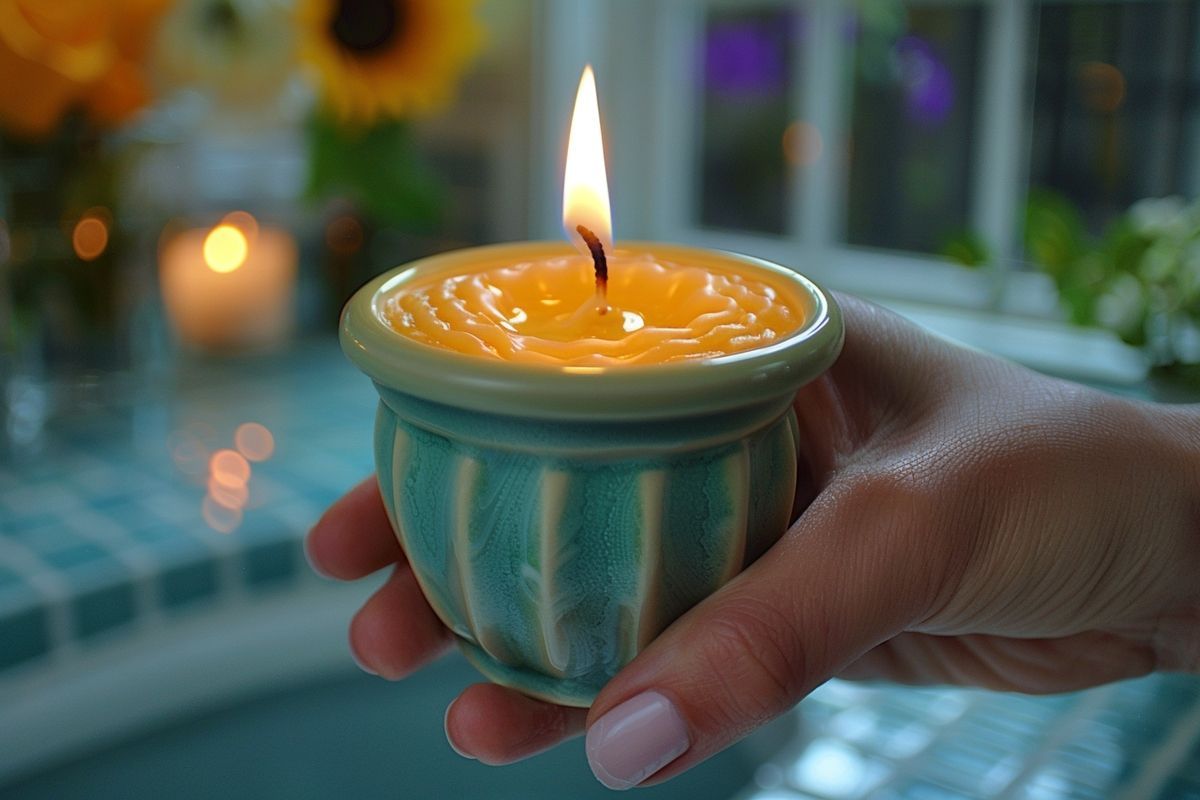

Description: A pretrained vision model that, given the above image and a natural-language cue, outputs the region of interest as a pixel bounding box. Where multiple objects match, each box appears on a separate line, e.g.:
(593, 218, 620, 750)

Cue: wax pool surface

(380, 249, 808, 366)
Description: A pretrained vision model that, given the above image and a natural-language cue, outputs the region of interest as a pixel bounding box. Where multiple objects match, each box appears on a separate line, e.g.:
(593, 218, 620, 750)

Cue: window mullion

(649, 0, 702, 240)
(971, 0, 1030, 299)
(530, 0, 608, 241)
(798, 0, 849, 253)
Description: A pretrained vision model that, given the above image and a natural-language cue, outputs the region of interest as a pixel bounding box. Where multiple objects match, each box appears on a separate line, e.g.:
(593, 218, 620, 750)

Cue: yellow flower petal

(296, 0, 484, 126)
(0, 0, 168, 137)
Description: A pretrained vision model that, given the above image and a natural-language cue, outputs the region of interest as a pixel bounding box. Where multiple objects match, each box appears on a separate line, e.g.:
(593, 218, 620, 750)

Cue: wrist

(1147, 402, 1200, 673)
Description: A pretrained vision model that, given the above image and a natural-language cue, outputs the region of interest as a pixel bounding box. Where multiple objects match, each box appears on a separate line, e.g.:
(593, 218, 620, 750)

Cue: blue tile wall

(0, 342, 373, 673)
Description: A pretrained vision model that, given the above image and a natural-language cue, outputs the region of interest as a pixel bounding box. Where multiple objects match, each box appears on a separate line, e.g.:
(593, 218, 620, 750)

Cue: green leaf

(1024, 188, 1087, 278)
(1099, 216, 1151, 276)
(939, 230, 990, 268)
(305, 112, 444, 229)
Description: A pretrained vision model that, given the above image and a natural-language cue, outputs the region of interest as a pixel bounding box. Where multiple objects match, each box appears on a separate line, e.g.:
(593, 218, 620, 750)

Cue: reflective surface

(4, 657, 760, 800)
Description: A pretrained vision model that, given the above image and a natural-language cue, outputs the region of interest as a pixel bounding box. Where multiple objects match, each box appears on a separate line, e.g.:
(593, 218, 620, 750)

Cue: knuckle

(693, 596, 807, 731)
(836, 467, 967, 628)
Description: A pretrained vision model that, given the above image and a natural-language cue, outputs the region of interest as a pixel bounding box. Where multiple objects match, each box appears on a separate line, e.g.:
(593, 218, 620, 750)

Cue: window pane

(697, 6, 798, 235)
(844, 6, 984, 254)
(1027, 1, 1200, 230)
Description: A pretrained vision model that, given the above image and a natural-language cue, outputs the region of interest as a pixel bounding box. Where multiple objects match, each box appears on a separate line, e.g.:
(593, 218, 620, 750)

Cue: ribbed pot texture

(372, 386, 800, 707)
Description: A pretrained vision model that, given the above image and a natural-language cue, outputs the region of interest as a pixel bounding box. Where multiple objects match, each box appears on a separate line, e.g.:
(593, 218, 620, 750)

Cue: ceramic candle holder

(340, 242, 844, 707)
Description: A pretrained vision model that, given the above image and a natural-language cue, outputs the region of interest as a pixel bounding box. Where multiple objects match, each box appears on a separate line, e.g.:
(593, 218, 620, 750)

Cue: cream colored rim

(340, 241, 844, 421)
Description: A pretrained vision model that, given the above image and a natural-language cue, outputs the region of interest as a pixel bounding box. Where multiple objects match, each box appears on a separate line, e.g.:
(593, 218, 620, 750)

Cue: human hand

(306, 294, 1200, 790)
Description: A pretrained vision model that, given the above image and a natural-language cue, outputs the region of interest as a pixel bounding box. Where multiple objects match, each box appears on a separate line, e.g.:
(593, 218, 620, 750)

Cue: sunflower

(297, 0, 483, 125)
(0, 0, 169, 137)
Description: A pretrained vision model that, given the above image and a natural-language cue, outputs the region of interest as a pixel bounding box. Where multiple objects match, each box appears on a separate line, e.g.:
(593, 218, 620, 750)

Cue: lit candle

(339, 66, 843, 707)
(378, 66, 808, 366)
(159, 213, 298, 352)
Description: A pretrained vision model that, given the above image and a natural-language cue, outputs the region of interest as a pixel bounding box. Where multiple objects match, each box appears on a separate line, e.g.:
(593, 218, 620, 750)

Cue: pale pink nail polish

(586, 692, 691, 790)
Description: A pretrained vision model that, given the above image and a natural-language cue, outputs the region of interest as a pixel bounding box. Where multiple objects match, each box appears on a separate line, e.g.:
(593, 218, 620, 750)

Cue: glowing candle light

(159, 213, 297, 352)
(378, 66, 808, 366)
(339, 65, 844, 708)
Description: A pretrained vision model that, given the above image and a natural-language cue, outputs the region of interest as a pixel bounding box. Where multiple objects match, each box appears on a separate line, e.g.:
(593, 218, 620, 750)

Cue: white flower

(1096, 273, 1145, 337)
(1130, 196, 1188, 238)
(1139, 241, 1179, 283)
(152, 0, 297, 109)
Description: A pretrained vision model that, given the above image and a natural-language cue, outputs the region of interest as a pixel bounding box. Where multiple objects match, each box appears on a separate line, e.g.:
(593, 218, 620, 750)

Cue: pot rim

(340, 241, 844, 421)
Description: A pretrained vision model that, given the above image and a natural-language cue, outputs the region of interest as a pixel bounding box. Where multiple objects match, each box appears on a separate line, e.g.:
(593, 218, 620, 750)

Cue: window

(533, 0, 1198, 378)
(1028, 2, 1200, 230)
(698, 6, 798, 234)
(845, 6, 984, 254)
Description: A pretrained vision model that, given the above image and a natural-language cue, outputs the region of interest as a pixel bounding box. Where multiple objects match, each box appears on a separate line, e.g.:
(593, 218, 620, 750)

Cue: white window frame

(530, 0, 1157, 383)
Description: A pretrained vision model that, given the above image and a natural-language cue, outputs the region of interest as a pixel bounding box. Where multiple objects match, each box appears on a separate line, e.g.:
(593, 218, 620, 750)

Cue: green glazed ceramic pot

(340, 242, 844, 707)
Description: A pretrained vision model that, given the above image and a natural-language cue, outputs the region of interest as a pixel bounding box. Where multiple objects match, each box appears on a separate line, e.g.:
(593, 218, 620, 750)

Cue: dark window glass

(697, 6, 798, 234)
(844, 6, 984, 254)
(1027, 1, 1200, 231)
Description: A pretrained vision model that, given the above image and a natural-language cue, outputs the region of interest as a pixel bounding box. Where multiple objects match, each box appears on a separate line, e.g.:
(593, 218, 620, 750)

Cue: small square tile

(39, 541, 113, 570)
(242, 539, 299, 590)
(7, 522, 84, 556)
(159, 558, 220, 610)
(72, 581, 138, 641)
(0, 605, 51, 670)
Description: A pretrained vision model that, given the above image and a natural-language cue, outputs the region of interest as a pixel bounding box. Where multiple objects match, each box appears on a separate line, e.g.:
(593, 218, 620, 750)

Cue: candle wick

(576, 224, 608, 315)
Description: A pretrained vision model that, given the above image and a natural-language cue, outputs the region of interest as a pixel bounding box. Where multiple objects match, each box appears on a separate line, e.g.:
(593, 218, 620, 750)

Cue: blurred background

(1, 1, 1199, 799)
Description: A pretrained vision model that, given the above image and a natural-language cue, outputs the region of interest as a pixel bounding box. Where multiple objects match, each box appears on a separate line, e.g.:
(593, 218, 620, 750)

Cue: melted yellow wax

(381, 250, 807, 366)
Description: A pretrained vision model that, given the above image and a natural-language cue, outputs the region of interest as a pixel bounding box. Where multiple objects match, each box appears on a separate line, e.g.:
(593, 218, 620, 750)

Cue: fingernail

(586, 692, 690, 790)
(444, 703, 476, 760)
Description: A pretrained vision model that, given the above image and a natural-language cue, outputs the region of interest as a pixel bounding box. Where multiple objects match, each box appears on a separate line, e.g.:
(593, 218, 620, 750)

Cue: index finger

(306, 477, 405, 580)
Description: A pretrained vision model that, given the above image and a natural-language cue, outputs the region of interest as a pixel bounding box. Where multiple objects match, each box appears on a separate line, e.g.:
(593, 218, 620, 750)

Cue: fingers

(583, 478, 939, 790)
(349, 564, 454, 679)
(306, 477, 405, 580)
(445, 683, 587, 765)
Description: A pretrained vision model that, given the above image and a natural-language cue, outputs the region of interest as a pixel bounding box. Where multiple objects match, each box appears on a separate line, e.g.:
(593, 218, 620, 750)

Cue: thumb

(583, 478, 940, 790)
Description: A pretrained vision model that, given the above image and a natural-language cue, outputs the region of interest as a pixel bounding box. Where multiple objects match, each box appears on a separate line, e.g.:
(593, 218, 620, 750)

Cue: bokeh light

(325, 214, 364, 255)
(210, 448, 251, 487)
(203, 224, 249, 273)
(222, 210, 260, 241)
(202, 494, 243, 534)
(169, 431, 210, 478)
(894, 35, 954, 126)
(234, 422, 275, 461)
(208, 475, 250, 510)
(782, 120, 824, 167)
(1078, 61, 1126, 113)
(72, 212, 110, 261)
(704, 18, 788, 96)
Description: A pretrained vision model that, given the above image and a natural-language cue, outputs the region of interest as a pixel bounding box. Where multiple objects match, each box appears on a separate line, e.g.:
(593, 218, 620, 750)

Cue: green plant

(1025, 190, 1200, 371)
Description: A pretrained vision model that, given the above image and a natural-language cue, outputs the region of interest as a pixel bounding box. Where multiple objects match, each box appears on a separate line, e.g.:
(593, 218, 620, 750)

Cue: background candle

(159, 215, 298, 352)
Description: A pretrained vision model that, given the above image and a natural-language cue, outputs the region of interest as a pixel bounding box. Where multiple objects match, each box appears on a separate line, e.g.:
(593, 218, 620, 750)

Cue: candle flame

(563, 65, 613, 256)
(203, 224, 248, 274)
